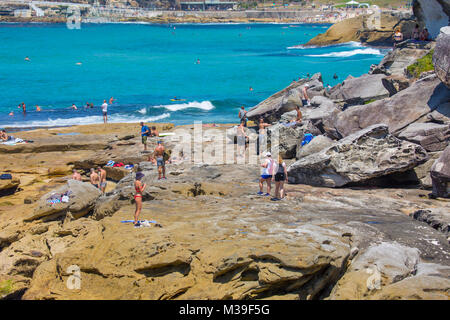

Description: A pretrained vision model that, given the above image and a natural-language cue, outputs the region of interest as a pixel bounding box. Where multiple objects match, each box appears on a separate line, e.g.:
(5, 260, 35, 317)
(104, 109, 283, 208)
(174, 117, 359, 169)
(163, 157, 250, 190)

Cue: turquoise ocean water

(0, 22, 388, 128)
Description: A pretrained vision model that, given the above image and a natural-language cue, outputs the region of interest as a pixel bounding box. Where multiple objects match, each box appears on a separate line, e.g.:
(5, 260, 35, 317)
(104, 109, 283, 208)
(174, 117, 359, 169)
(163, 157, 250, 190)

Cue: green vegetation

(364, 99, 376, 104)
(0, 280, 14, 297)
(406, 50, 435, 79)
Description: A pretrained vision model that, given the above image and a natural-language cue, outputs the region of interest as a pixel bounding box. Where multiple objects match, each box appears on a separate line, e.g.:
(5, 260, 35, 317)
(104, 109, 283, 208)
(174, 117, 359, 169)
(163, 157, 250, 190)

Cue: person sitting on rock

(420, 28, 430, 41)
(393, 28, 403, 47)
(412, 24, 420, 40)
(0, 129, 8, 141)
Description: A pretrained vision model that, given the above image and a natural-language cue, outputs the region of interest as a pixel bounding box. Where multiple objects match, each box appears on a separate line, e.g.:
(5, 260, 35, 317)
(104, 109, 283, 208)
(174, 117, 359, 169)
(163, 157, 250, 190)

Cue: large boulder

(433, 27, 450, 88)
(329, 242, 450, 300)
(104, 166, 133, 182)
(0, 177, 20, 197)
(303, 96, 339, 121)
(413, 0, 450, 39)
(430, 145, 450, 197)
(246, 73, 324, 123)
(287, 124, 428, 187)
(25, 180, 102, 221)
(305, 12, 415, 47)
(381, 74, 411, 96)
(328, 74, 450, 138)
(296, 135, 334, 160)
(413, 151, 442, 187)
(327, 74, 390, 107)
(267, 123, 304, 159)
(398, 122, 450, 152)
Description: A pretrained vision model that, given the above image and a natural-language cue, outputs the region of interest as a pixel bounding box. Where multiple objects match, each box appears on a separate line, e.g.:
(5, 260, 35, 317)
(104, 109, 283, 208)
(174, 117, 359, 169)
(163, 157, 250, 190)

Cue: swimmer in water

(24, 57, 30, 61)
(333, 73, 338, 80)
(109, 97, 115, 104)
(76, 62, 82, 65)
(249, 86, 253, 92)
(8, 111, 14, 116)
(196, 58, 200, 64)
(35, 105, 41, 112)
(71, 104, 77, 110)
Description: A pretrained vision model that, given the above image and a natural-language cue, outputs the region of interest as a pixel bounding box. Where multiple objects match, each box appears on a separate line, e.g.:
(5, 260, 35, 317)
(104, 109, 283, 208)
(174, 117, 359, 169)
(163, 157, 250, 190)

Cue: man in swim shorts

(72, 169, 82, 181)
(154, 141, 166, 180)
(140, 122, 150, 151)
(301, 84, 310, 106)
(97, 166, 107, 194)
(90, 168, 100, 189)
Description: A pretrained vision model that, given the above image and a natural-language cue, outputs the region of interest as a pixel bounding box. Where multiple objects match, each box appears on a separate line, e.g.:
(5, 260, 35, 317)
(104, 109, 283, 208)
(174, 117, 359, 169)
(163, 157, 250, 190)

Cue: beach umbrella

(346, 0, 360, 4)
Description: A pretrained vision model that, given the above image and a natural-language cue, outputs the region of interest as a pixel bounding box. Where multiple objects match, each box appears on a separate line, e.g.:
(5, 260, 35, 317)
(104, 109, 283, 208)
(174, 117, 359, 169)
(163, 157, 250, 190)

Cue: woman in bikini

(134, 172, 147, 226)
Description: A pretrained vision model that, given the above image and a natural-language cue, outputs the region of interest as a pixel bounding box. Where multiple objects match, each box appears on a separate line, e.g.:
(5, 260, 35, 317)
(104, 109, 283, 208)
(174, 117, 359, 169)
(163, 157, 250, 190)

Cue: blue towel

(301, 133, 314, 146)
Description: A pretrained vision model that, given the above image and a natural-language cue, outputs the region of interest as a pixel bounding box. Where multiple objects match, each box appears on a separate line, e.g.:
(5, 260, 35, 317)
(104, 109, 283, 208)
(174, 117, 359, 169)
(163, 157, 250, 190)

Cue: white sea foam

(3, 113, 171, 128)
(306, 48, 383, 58)
(138, 107, 147, 114)
(155, 101, 215, 112)
(287, 41, 364, 50)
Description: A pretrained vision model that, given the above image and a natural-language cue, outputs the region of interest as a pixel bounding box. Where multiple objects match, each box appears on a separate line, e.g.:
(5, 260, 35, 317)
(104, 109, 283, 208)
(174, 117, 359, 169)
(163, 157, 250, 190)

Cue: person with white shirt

(101, 100, 108, 123)
(258, 152, 275, 196)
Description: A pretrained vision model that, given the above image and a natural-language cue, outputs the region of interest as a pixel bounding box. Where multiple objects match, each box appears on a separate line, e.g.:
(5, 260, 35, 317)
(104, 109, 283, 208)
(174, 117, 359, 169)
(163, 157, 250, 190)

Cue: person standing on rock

(258, 152, 274, 196)
(72, 169, 82, 181)
(237, 119, 248, 157)
(101, 100, 108, 124)
(97, 166, 107, 194)
(90, 168, 100, 189)
(238, 106, 247, 127)
(140, 122, 150, 152)
(154, 141, 166, 180)
(301, 84, 310, 106)
(257, 117, 271, 155)
(272, 155, 288, 201)
(290, 105, 302, 124)
(150, 126, 159, 137)
(133, 172, 147, 227)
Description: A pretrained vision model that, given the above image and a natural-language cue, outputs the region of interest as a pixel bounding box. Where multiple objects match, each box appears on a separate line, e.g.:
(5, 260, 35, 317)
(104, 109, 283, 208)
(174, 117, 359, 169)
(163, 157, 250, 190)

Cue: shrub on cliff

(406, 50, 434, 79)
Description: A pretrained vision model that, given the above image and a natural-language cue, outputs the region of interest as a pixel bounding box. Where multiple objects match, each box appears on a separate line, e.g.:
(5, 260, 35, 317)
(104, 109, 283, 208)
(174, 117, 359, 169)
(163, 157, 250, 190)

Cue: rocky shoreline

(1, 7, 449, 300)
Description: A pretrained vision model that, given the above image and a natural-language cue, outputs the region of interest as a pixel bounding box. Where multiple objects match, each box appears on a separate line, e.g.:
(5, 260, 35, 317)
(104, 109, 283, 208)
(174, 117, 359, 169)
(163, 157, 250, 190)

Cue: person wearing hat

(134, 172, 147, 226)
(301, 84, 310, 107)
(258, 152, 275, 196)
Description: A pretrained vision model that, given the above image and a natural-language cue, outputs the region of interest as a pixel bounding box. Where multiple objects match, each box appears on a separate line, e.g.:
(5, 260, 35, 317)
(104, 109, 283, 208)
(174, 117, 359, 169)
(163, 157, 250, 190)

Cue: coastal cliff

(306, 11, 415, 47)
